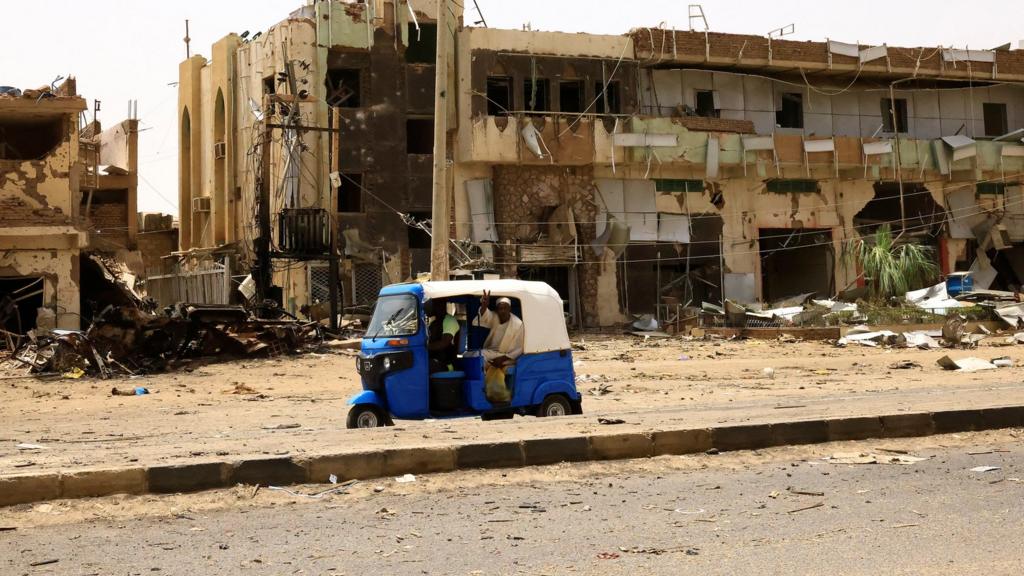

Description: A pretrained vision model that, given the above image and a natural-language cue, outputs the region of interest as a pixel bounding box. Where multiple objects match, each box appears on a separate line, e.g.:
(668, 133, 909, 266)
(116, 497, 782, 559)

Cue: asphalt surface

(2, 433, 1023, 575)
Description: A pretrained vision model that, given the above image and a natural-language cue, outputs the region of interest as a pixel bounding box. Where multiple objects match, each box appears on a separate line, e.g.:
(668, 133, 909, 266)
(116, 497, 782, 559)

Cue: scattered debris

(825, 452, 927, 465)
(15, 443, 45, 451)
(267, 480, 357, 499)
(936, 356, 998, 372)
(261, 423, 301, 430)
(888, 360, 922, 370)
(110, 386, 149, 396)
(596, 552, 620, 560)
(395, 474, 416, 483)
(10, 301, 324, 378)
(991, 356, 1014, 368)
(787, 501, 825, 514)
(597, 417, 626, 425)
(28, 559, 59, 567)
(969, 466, 1001, 473)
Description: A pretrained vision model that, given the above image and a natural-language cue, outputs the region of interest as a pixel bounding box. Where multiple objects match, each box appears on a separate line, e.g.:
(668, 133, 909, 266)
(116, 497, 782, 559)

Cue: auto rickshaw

(346, 279, 582, 428)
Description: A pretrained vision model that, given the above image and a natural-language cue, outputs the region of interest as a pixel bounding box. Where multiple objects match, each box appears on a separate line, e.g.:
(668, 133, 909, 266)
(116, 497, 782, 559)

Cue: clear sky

(3, 1, 1022, 214)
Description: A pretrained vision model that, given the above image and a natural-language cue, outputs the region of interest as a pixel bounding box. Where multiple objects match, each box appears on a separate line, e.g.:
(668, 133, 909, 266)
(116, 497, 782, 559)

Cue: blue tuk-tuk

(346, 279, 582, 428)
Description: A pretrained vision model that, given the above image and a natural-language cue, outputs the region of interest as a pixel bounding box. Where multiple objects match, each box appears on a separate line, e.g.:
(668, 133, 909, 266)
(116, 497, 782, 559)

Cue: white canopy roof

(420, 280, 570, 354)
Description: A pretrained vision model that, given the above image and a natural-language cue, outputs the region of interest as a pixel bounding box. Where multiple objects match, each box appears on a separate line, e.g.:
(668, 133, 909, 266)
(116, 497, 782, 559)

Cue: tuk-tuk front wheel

(347, 404, 388, 429)
(538, 394, 572, 418)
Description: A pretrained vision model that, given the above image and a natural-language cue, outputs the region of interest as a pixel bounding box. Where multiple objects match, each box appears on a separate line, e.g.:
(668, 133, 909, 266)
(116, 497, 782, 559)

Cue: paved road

(2, 433, 1023, 575)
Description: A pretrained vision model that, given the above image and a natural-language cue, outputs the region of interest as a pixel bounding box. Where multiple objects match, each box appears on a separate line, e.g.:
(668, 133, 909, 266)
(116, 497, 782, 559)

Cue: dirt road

(3, 334, 1024, 475)
(3, 430, 1022, 575)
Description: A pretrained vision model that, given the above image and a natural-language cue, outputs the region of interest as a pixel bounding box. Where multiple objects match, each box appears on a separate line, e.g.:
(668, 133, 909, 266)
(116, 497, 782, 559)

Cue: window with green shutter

(655, 179, 704, 193)
(765, 179, 819, 194)
(977, 182, 1010, 196)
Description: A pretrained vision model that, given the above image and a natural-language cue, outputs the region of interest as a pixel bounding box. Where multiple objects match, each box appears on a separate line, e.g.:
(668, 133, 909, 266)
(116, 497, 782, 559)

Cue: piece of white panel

(859, 45, 888, 64)
(804, 139, 835, 153)
(1001, 145, 1024, 158)
(657, 214, 691, 243)
(862, 140, 893, 156)
(706, 136, 720, 180)
(828, 40, 860, 58)
(465, 179, 498, 243)
(624, 180, 657, 241)
(943, 49, 995, 63)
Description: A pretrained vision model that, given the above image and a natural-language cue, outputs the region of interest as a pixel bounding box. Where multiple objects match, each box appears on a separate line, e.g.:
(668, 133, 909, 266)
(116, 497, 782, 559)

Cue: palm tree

(850, 225, 939, 301)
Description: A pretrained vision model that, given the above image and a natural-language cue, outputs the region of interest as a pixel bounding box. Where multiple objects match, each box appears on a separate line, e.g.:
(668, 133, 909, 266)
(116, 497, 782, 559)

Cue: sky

(3, 0, 1023, 214)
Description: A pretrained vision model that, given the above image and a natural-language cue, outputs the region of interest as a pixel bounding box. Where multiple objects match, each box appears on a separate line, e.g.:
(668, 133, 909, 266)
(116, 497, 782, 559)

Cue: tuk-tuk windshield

(366, 294, 419, 339)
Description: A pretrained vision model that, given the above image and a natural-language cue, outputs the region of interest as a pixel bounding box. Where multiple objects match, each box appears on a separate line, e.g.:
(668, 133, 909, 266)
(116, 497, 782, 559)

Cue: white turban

(496, 297, 512, 307)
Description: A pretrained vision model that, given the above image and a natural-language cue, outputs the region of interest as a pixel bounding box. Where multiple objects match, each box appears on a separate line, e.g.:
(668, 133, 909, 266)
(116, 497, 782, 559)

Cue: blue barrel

(946, 272, 973, 297)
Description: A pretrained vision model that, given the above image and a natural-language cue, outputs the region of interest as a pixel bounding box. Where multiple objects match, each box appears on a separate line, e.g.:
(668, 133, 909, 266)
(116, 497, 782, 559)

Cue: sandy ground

(3, 333, 1024, 475)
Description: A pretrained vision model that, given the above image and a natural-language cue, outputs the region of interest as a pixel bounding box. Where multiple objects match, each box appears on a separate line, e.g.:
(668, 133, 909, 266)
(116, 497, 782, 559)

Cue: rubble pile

(12, 303, 324, 378)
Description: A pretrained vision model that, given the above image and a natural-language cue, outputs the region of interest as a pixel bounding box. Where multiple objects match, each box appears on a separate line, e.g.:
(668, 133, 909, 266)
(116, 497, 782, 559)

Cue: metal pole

(429, 0, 450, 281)
(656, 250, 661, 323)
(255, 120, 272, 307)
(889, 81, 905, 232)
(327, 107, 340, 331)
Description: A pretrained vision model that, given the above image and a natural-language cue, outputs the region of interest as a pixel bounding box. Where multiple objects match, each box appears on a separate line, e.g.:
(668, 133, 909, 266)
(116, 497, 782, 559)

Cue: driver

(478, 291, 524, 369)
(427, 298, 459, 373)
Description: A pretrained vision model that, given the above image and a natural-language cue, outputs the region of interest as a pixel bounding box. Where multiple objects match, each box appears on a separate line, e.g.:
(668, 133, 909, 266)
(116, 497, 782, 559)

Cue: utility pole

(429, 0, 450, 281)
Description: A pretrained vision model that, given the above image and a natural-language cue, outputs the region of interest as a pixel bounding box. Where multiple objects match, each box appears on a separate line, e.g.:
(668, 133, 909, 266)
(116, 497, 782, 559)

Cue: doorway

(759, 228, 834, 302)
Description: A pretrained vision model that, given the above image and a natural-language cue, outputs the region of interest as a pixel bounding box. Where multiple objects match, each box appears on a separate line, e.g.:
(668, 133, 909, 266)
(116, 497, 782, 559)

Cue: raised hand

(480, 290, 490, 311)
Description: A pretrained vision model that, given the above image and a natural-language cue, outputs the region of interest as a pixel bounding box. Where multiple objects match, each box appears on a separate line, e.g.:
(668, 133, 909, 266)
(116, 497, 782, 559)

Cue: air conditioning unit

(214, 141, 227, 159)
(192, 197, 211, 213)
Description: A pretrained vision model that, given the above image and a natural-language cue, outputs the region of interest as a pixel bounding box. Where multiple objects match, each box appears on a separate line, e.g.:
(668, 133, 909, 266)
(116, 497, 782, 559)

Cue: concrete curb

(3, 405, 1024, 507)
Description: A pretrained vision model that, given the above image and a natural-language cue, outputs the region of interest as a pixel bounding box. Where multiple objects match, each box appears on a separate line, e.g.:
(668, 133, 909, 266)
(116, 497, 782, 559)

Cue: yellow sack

(484, 364, 511, 403)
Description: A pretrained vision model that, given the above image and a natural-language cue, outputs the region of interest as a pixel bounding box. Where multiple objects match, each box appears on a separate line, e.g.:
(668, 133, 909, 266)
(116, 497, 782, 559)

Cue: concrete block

(827, 416, 883, 441)
(880, 413, 934, 438)
(712, 424, 772, 452)
(455, 442, 524, 469)
(979, 406, 1024, 430)
(651, 428, 712, 456)
(932, 410, 982, 434)
(770, 420, 828, 446)
(523, 437, 589, 466)
(61, 468, 147, 499)
(0, 474, 60, 506)
(589, 433, 653, 461)
(231, 457, 308, 486)
(147, 462, 228, 494)
(381, 447, 456, 476)
(305, 451, 384, 483)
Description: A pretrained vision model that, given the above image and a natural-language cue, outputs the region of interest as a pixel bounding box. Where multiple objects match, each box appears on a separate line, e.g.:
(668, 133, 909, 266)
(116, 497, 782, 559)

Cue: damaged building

(0, 77, 167, 340)
(178, 1, 1024, 327)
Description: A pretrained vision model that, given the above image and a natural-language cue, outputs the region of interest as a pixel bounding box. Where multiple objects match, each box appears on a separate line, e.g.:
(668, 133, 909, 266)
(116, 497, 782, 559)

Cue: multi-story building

(179, 1, 1024, 327)
(0, 78, 147, 333)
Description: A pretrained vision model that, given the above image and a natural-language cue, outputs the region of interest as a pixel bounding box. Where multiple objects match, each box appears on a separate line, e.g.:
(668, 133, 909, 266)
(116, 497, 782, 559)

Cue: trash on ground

(395, 473, 416, 483)
(936, 356, 998, 372)
(825, 452, 927, 465)
(597, 417, 626, 425)
(969, 465, 1001, 473)
(888, 360, 922, 370)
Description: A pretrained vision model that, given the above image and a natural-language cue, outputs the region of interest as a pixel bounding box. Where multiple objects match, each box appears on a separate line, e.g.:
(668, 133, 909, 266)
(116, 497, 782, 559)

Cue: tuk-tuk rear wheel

(347, 404, 388, 429)
(538, 394, 572, 418)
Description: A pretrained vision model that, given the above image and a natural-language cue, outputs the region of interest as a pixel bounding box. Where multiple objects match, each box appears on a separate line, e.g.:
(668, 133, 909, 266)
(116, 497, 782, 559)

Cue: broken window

(523, 78, 550, 114)
(977, 182, 1010, 196)
(262, 75, 277, 116)
(558, 80, 584, 114)
(337, 172, 363, 213)
(0, 277, 43, 336)
(695, 90, 719, 118)
(405, 23, 437, 64)
(776, 93, 804, 129)
(325, 68, 361, 108)
(759, 228, 835, 302)
(655, 179, 705, 193)
(594, 81, 621, 115)
(407, 211, 432, 249)
(765, 179, 819, 194)
(486, 76, 512, 116)
(881, 98, 908, 133)
(983, 103, 1008, 137)
(0, 116, 64, 160)
(406, 118, 434, 154)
